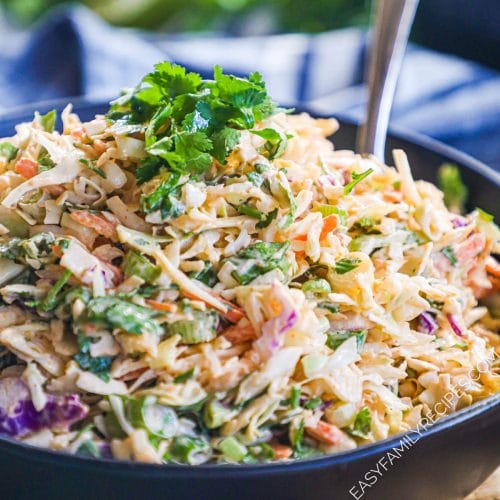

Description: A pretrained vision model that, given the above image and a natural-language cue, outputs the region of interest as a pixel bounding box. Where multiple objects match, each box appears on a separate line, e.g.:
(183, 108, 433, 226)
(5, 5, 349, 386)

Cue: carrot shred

(319, 215, 338, 241)
(69, 210, 118, 241)
(293, 234, 308, 242)
(270, 443, 293, 459)
(305, 420, 344, 446)
(146, 299, 177, 313)
(14, 158, 38, 179)
(183, 290, 245, 323)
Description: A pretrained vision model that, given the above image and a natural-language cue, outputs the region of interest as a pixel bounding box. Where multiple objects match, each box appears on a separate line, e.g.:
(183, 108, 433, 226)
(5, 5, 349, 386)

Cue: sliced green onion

(218, 436, 248, 462)
(39, 269, 72, 312)
(0, 142, 18, 162)
(349, 407, 371, 439)
(127, 396, 178, 438)
(170, 435, 212, 465)
(290, 386, 301, 409)
(302, 278, 331, 295)
(76, 440, 101, 458)
(203, 400, 235, 429)
(169, 312, 218, 344)
(122, 250, 161, 283)
(326, 329, 367, 352)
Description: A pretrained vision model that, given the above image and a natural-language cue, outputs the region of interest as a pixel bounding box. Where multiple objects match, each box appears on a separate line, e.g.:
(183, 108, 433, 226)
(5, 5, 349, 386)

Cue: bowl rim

(0, 97, 499, 475)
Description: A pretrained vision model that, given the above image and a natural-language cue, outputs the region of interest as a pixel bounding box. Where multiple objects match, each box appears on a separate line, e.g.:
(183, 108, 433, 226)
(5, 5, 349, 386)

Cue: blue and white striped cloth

(1, 6, 499, 169)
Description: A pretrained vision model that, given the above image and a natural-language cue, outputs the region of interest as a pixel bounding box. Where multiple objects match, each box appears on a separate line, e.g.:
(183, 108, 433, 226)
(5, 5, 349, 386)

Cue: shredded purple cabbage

(0, 378, 88, 437)
(417, 311, 438, 334)
(447, 314, 463, 337)
(451, 217, 468, 228)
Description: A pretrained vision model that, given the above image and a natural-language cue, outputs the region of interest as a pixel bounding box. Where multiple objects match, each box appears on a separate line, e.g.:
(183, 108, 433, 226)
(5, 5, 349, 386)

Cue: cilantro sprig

(108, 63, 278, 219)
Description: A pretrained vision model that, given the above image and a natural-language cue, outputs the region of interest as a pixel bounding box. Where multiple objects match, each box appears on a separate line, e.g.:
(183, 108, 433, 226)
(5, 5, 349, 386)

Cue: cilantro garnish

(441, 246, 457, 266)
(74, 335, 113, 382)
(344, 168, 373, 195)
(349, 407, 372, 439)
(108, 62, 277, 192)
(334, 257, 362, 274)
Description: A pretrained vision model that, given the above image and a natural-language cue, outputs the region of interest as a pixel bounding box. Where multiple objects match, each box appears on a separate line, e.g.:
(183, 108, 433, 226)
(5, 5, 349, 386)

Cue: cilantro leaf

(349, 407, 372, 439)
(344, 168, 373, 194)
(212, 128, 241, 164)
(74, 336, 113, 381)
(141, 172, 186, 219)
(334, 257, 362, 274)
(86, 296, 163, 336)
(326, 329, 367, 352)
(441, 246, 457, 266)
(251, 128, 288, 160)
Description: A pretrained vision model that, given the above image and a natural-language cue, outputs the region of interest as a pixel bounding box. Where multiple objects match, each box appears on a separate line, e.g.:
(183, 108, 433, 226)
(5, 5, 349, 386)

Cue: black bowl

(0, 100, 499, 500)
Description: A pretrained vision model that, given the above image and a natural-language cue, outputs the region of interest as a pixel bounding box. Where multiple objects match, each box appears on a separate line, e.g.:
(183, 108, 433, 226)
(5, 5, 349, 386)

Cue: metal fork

(356, 0, 420, 161)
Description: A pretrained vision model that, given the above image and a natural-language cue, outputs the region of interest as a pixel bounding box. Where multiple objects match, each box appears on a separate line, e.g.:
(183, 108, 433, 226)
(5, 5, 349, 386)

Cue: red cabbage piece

(0, 378, 88, 437)
(417, 312, 438, 334)
(447, 314, 463, 337)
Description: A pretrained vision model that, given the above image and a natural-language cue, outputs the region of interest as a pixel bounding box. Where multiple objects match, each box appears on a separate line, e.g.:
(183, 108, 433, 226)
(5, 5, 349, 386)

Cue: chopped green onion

(170, 435, 212, 465)
(169, 311, 218, 344)
(203, 400, 235, 429)
(79, 158, 107, 178)
(128, 396, 178, 438)
(237, 204, 264, 219)
(122, 250, 161, 283)
(476, 208, 494, 222)
(326, 329, 367, 352)
(0, 142, 18, 162)
(290, 386, 301, 409)
(302, 278, 331, 295)
(303, 396, 322, 410)
(39, 269, 72, 312)
(38, 109, 57, 132)
(218, 436, 248, 462)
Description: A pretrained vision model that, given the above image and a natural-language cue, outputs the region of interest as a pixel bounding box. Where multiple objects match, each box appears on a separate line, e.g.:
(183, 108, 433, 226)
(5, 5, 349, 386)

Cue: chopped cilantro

(349, 407, 371, 438)
(326, 329, 367, 352)
(141, 171, 186, 219)
(334, 257, 362, 274)
(303, 396, 322, 410)
(38, 269, 72, 312)
(79, 158, 106, 178)
(229, 241, 290, 285)
(74, 336, 113, 381)
(189, 263, 218, 287)
(174, 368, 195, 384)
(86, 296, 163, 336)
(441, 246, 457, 266)
(344, 168, 373, 195)
(251, 128, 288, 160)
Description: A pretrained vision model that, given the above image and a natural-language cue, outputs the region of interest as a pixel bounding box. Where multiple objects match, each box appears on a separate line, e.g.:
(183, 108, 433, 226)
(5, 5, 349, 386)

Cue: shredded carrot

(455, 233, 486, 266)
(270, 443, 293, 459)
(305, 420, 344, 445)
(293, 234, 308, 242)
(486, 257, 500, 278)
(319, 214, 338, 241)
(383, 190, 403, 203)
(146, 299, 177, 313)
(183, 290, 245, 323)
(69, 210, 118, 241)
(221, 320, 256, 344)
(51, 245, 64, 258)
(14, 158, 38, 179)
